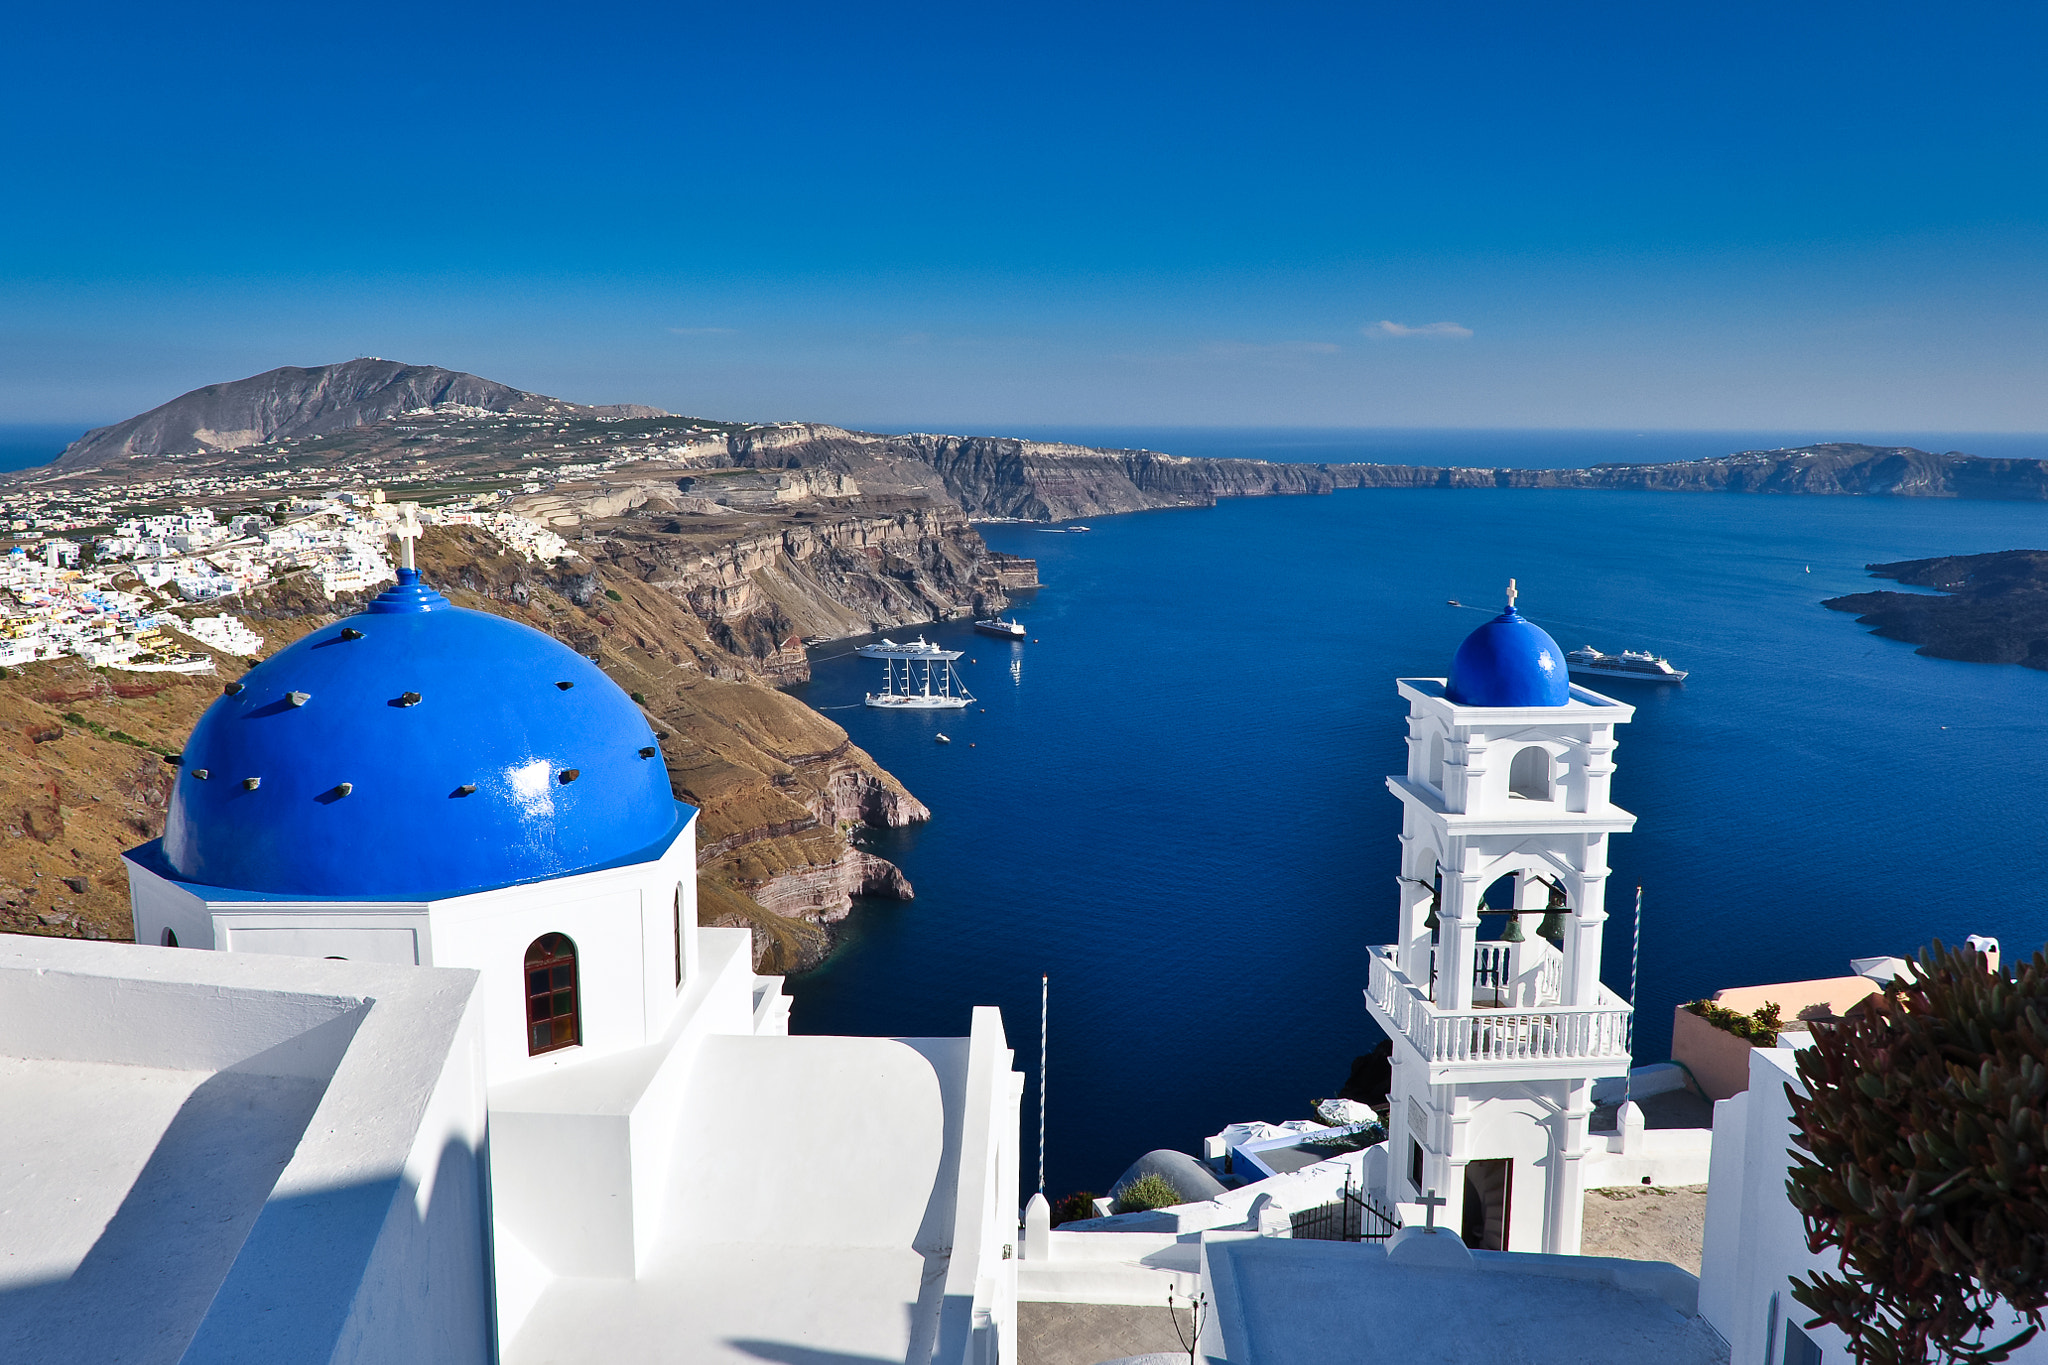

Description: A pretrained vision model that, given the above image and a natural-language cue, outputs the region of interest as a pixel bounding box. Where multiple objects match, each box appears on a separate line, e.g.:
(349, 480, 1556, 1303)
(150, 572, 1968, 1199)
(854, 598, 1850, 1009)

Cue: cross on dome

(392, 502, 423, 571)
(1505, 577, 1518, 611)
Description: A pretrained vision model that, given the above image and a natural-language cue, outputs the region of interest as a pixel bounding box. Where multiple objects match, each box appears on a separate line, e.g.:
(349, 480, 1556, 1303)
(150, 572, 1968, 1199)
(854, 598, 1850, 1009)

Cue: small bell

(1424, 904, 1440, 932)
(1537, 910, 1567, 943)
(1500, 912, 1527, 943)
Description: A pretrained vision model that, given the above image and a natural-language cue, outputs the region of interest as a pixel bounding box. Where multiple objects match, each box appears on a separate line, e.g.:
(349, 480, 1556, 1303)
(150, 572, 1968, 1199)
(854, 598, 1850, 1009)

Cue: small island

(1823, 550, 2048, 669)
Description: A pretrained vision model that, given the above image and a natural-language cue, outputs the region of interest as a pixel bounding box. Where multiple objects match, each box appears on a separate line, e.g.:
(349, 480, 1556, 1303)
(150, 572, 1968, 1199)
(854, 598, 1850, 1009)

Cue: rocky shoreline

(1823, 550, 2048, 671)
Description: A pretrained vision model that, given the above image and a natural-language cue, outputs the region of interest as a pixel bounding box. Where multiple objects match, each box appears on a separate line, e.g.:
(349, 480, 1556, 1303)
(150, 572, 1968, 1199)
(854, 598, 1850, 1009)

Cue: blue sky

(5, 1, 2046, 431)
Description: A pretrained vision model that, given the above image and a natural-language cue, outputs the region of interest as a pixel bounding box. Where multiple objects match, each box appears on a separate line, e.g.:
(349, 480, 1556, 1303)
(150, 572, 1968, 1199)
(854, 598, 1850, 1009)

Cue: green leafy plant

(1683, 996, 1783, 1047)
(1113, 1172, 1184, 1214)
(1786, 940, 2048, 1365)
(604, 588, 623, 602)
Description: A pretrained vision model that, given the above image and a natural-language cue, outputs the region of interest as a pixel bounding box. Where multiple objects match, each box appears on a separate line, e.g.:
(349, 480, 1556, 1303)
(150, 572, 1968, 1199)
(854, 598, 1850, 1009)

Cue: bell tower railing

(1368, 946, 1631, 1067)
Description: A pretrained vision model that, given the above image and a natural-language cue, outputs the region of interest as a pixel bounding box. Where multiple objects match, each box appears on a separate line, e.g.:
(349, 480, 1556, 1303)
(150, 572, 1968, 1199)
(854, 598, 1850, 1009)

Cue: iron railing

(1290, 1172, 1404, 1243)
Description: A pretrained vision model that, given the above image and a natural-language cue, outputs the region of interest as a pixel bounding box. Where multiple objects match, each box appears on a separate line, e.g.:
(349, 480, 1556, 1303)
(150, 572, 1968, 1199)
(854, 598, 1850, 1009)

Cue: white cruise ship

(1566, 646, 1689, 682)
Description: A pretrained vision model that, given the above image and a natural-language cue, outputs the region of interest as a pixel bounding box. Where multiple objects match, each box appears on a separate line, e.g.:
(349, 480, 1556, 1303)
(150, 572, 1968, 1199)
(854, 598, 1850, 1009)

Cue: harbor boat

(974, 616, 1026, 639)
(857, 637, 975, 709)
(1566, 646, 1689, 683)
(1068, 525, 1091, 532)
(934, 733, 951, 744)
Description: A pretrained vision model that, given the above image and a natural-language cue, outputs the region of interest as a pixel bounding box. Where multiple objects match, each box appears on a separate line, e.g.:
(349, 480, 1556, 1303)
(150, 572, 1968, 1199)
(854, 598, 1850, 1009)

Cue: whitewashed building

(1365, 584, 1638, 1254)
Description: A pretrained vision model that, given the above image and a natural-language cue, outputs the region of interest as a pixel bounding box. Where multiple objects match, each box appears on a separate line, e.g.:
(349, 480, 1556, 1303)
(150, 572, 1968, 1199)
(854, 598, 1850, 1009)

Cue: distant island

(1824, 551, 2048, 670)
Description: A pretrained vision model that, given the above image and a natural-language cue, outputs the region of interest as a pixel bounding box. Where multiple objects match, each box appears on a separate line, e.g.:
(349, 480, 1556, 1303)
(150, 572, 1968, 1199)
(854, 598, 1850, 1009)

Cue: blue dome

(158, 570, 690, 898)
(1446, 595, 1570, 707)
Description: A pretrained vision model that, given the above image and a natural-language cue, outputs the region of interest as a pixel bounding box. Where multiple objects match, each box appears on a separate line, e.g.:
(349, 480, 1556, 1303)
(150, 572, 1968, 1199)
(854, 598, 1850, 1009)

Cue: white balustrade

(1365, 946, 1631, 1066)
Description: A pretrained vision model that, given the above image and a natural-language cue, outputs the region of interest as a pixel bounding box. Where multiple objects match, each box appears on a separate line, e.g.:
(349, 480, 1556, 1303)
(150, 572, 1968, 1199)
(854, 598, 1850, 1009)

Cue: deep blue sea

(786, 471, 2048, 1200)
(0, 425, 87, 472)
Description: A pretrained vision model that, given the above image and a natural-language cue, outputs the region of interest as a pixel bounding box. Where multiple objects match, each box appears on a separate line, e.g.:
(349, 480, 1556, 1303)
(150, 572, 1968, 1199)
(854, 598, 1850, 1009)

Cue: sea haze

(787, 480, 2048, 1199)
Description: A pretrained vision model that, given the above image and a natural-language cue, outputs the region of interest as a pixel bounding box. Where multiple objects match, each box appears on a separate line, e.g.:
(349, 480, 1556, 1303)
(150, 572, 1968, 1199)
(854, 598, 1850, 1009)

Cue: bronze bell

(1500, 912, 1527, 943)
(1424, 903, 1440, 932)
(1537, 909, 1567, 943)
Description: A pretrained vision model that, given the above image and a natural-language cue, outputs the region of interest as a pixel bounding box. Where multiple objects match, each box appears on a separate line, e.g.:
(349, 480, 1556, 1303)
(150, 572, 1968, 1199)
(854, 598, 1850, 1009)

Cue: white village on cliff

(0, 537, 2030, 1364)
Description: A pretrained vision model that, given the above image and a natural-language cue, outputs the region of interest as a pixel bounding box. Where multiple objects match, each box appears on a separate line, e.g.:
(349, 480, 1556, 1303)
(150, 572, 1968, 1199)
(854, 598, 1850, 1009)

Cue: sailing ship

(857, 637, 975, 708)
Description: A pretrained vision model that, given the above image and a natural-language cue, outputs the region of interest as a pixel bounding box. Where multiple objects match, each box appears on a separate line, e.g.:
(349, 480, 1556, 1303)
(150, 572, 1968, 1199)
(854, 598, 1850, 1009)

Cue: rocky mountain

(1823, 551, 2048, 670)
(52, 359, 667, 471)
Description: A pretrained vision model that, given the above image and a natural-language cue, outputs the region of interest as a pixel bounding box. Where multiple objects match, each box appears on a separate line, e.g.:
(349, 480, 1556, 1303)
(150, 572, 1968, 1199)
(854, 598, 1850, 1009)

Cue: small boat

(974, 617, 1026, 639)
(1567, 646, 1689, 683)
(1447, 599, 1461, 607)
(935, 733, 951, 744)
(1068, 525, 1091, 532)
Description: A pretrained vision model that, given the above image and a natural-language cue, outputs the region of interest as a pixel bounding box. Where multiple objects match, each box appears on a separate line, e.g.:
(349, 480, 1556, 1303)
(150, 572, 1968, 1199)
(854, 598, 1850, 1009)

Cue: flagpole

(1038, 973, 1048, 1197)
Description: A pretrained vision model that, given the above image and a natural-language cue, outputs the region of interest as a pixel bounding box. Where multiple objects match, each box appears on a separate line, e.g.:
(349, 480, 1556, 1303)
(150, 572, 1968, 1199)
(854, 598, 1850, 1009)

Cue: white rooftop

(1205, 1234, 1729, 1364)
(0, 936, 486, 1365)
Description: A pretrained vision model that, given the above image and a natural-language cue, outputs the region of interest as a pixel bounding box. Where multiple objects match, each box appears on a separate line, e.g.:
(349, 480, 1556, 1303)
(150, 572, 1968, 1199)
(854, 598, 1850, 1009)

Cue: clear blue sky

(5, 2, 2046, 432)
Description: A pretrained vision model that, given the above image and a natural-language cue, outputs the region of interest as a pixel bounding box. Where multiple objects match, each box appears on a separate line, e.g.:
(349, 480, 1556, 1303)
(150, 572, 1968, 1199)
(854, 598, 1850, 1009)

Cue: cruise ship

(973, 617, 1026, 639)
(1566, 646, 1689, 683)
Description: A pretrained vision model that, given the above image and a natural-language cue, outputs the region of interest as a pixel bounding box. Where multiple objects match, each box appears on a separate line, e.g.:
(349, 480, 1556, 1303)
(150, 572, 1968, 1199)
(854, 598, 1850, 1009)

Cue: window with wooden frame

(525, 933, 581, 1055)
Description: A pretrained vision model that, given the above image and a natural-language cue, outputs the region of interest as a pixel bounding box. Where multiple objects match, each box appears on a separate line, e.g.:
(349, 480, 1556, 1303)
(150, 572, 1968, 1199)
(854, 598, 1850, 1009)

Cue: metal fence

(1289, 1175, 1403, 1243)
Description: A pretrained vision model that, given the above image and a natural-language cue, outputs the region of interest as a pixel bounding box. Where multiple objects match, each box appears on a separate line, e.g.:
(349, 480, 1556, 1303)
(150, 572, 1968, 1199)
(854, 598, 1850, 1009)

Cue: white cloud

(1370, 320, 1473, 339)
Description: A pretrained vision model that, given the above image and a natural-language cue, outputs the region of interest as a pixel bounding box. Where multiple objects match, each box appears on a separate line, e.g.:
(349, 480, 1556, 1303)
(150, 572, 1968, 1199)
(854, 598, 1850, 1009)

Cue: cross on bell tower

(1363, 581, 1638, 1256)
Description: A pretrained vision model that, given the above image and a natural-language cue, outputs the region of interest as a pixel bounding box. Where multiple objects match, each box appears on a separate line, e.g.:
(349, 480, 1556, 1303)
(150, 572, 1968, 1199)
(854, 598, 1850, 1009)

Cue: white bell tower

(1363, 586, 1636, 1254)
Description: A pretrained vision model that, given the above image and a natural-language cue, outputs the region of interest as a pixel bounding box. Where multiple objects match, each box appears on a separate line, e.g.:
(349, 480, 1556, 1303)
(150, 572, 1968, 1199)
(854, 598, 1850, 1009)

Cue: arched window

(1427, 734, 1445, 788)
(525, 933, 581, 1055)
(160, 927, 179, 948)
(1508, 746, 1551, 801)
(673, 883, 684, 989)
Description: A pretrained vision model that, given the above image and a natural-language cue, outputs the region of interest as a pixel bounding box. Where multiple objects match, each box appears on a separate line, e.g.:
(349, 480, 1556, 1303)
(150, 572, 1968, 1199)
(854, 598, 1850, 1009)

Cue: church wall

(126, 858, 217, 950)
(425, 826, 695, 1086)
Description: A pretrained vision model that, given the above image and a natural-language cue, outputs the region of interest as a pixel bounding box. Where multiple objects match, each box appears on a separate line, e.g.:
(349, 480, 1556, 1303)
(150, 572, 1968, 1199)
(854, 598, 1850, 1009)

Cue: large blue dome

(1446, 592, 1570, 707)
(157, 570, 690, 898)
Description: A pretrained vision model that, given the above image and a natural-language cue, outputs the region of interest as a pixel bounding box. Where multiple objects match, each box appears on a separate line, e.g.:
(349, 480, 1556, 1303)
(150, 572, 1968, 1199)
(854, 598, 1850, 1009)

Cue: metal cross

(1418, 1188, 1447, 1232)
(392, 502, 423, 571)
(1505, 577, 1518, 610)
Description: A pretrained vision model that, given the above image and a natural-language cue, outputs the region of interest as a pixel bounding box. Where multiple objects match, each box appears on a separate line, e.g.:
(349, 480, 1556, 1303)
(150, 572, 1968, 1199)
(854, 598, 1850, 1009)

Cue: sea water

(788, 482, 2048, 1199)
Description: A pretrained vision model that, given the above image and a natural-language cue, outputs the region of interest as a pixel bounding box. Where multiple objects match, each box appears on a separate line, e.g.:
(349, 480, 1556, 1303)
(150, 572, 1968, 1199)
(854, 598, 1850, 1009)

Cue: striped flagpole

(1630, 885, 1644, 1057)
(1038, 974, 1048, 1196)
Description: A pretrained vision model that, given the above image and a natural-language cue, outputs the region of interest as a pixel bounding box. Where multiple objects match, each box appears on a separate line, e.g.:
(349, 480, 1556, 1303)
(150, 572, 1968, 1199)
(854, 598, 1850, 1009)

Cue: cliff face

(1823, 551, 2048, 669)
(723, 424, 1341, 520)
(53, 358, 666, 470)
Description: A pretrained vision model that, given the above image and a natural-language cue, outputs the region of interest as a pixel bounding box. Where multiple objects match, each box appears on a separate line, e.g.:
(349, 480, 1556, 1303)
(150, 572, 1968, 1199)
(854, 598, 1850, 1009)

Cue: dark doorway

(1462, 1158, 1512, 1250)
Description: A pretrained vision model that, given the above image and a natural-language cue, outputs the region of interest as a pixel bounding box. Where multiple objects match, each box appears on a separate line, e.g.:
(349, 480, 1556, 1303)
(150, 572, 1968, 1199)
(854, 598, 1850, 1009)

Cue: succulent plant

(1786, 940, 2048, 1365)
